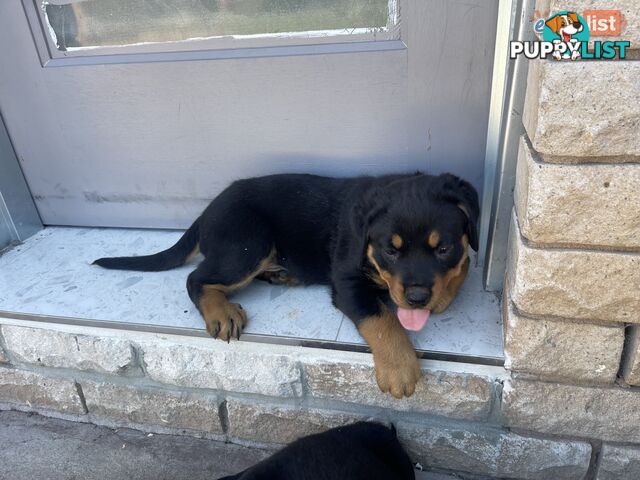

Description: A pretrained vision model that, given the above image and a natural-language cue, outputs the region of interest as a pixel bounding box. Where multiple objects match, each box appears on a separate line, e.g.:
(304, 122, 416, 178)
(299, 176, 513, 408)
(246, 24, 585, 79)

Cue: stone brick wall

(0, 320, 595, 480)
(504, 3, 640, 475)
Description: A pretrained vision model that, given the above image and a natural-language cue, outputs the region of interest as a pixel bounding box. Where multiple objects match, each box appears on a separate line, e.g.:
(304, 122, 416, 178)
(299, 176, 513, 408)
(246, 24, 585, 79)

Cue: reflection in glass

(43, 0, 392, 50)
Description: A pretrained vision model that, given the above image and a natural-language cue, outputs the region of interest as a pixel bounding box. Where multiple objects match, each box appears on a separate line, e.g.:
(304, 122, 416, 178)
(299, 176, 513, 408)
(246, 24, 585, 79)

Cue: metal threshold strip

(0, 309, 504, 367)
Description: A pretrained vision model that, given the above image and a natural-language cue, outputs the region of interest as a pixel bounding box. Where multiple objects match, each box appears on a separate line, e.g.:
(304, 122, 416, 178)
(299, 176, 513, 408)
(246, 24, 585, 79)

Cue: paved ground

(0, 411, 459, 480)
(0, 410, 268, 480)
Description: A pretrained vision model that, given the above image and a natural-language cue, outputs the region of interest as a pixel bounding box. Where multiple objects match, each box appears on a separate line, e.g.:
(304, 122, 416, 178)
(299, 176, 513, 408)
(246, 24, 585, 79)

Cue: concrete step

(0, 227, 504, 363)
(0, 318, 590, 480)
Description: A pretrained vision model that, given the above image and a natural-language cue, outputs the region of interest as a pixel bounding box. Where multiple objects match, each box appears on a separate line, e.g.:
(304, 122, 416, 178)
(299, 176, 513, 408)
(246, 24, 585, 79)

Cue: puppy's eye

(384, 247, 399, 258)
(437, 245, 453, 256)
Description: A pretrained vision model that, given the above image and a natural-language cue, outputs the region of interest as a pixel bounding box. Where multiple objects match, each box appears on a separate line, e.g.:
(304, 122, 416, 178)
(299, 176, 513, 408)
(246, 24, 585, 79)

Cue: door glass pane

(43, 0, 394, 51)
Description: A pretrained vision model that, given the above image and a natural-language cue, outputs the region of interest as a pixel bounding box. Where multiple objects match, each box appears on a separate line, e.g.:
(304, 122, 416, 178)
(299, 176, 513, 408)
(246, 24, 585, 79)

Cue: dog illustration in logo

(546, 12, 584, 60)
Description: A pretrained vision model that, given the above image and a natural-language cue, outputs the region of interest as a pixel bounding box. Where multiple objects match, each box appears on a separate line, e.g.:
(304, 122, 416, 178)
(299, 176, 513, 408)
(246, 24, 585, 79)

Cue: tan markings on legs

(366, 245, 407, 306)
(257, 269, 300, 286)
(200, 249, 275, 341)
(206, 249, 276, 294)
(186, 243, 201, 263)
(430, 235, 470, 313)
(199, 288, 246, 341)
(427, 230, 440, 248)
(358, 306, 421, 399)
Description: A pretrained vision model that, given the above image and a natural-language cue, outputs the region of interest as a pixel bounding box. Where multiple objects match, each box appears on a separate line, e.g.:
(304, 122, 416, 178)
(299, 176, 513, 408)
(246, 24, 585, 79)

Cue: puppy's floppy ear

(439, 174, 480, 251)
(567, 12, 583, 30)
(545, 15, 562, 34)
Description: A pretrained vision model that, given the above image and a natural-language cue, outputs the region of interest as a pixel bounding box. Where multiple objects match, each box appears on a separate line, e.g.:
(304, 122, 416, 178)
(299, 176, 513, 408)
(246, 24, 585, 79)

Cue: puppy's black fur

(94, 173, 478, 315)
(217, 422, 415, 480)
(94, 173, 479, 397)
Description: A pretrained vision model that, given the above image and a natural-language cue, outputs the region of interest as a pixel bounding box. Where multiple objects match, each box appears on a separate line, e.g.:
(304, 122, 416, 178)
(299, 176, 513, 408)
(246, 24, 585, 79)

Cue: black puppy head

(355, 173, 479, 314)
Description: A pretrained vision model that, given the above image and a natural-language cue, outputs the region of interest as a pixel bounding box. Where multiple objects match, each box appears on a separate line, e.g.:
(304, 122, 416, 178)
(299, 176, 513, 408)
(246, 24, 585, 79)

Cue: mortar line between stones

(129, 342, 148, 377)
(0, 325, 15, 365)
(218, 399, 229, 436)
(523, 130, 640, 167)
(505, 369, 640, 393)
(487, 377, 505, 425)
(506, 424, 632, 450)
(585, 440, 603, 480)
(0, 405, 228, 443)
(617, 324, 639, 384)
(509, 301, 626, 330)
(74, 381, 89, 414)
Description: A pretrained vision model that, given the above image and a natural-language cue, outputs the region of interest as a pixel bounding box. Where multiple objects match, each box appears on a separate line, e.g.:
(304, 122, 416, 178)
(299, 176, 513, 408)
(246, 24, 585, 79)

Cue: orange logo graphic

(582, 10, 624, 36)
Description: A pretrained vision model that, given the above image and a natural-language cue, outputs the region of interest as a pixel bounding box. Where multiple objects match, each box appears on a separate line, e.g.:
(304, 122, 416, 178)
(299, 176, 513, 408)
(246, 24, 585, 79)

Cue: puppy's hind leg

(188, 250, 275, 341)
(186, 215, 275, 341)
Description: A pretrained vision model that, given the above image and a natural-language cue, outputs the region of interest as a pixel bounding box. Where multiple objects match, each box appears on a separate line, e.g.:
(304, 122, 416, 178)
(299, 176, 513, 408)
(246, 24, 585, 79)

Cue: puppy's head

(354, 173, 479, 331)
(546, 13, 583, 41)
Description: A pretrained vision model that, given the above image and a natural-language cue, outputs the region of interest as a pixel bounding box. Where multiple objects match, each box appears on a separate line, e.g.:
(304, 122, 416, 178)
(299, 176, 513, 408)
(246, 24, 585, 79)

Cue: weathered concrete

(0, 410, 267, 480)
(504, 300, 624, 383)
(2, 325, 133, 375)
(226, 399, 368, 445)
(508, 213, 640, 324)
(0, 411, 452, 480)
(596, 443, 640, 480)
(140, 339, 303, 397)
(304, 357, 494, 421)
(81, 380, 223, 434)
(523, 61, 640, 157)
(397, 420, 591, 480)
(515, 136, 640, 249)
(0, 367, 85, 415)
(503, 378, 640, 443)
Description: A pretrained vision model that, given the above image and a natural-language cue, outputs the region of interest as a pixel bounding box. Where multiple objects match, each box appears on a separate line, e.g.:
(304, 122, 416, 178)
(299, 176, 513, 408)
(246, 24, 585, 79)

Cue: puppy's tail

(93, 218, 200, 272)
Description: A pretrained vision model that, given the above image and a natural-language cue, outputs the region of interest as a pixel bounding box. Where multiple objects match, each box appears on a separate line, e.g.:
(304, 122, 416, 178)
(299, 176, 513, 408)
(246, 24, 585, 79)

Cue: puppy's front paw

(200, 289, 248, 341)
(358, 310, 422, 398)
(374, 350, 421, 399)
(204, 301, 247, 341)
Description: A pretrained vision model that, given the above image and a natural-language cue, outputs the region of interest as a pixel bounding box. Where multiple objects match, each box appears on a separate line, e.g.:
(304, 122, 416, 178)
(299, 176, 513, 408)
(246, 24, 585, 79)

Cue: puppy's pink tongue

(397, 308, 430, 331)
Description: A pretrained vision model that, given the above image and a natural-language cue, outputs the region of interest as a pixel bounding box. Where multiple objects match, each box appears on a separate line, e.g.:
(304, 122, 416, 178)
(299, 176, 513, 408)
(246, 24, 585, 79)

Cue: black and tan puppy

(94, 173, 479, 398)
(218, 421, 415, 480)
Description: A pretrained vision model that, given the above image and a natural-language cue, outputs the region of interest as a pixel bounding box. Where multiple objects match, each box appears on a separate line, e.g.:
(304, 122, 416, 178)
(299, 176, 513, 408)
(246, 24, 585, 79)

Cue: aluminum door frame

(479, 0, 536, 291)
(0, 112, 42, 249)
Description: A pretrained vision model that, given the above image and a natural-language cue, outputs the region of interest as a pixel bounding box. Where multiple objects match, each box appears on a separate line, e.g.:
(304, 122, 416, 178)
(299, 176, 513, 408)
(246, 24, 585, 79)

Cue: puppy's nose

(405, 287, 430, 306)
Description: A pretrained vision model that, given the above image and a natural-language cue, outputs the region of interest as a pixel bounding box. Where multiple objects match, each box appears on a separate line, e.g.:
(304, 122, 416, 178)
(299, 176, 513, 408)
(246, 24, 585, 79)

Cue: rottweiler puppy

(217, 421, 415, 480)
(94, 173, 479, 398)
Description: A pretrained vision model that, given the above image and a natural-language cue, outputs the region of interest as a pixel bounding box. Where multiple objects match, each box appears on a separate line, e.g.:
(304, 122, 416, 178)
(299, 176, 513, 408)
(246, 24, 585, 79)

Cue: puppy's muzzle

(404, 286, 431, 307)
